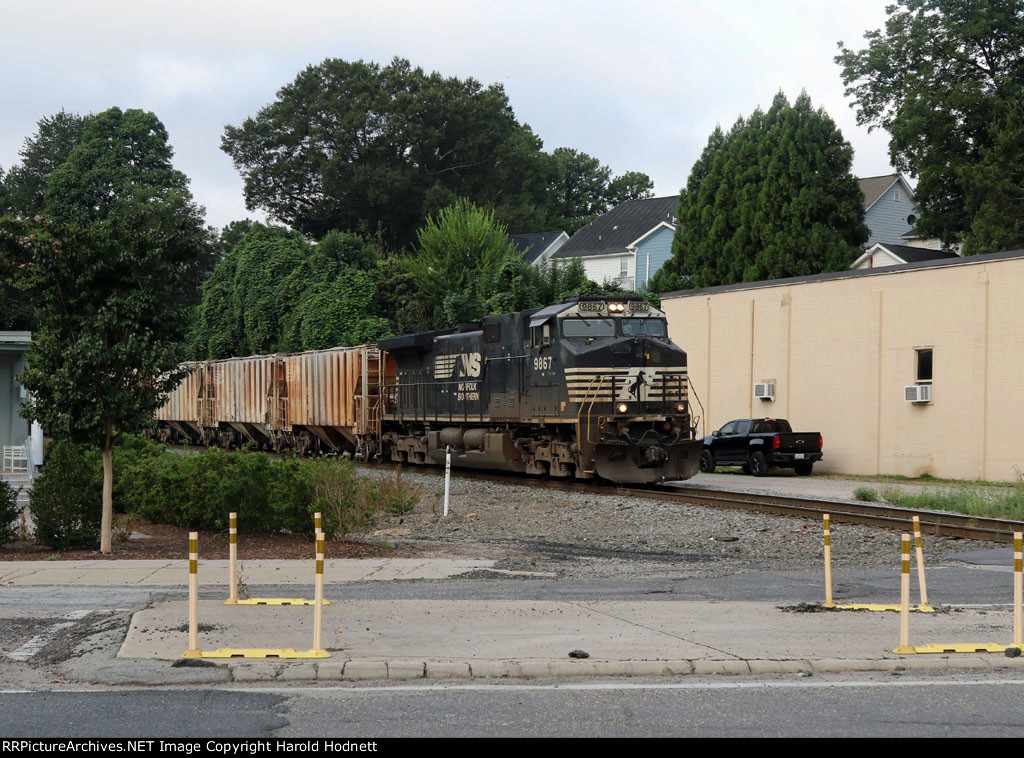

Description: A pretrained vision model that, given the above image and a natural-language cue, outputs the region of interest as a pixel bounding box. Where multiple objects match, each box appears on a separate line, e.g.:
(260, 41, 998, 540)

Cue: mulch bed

(0, 518, 418, 561)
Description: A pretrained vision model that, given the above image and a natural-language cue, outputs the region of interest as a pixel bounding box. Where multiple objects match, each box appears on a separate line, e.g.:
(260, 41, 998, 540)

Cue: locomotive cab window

(483, 322, 501, 343)
(622, 319, 668, 338)
(562, 318, 615, 338)
(530, 322, 552, 348)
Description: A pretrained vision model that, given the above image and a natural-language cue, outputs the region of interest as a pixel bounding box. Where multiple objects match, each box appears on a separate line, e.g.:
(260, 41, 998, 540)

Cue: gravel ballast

(356, 468, 991, 580)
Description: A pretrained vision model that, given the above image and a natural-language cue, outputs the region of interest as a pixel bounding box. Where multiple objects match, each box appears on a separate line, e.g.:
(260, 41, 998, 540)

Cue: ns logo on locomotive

(153, 297, 703, 484)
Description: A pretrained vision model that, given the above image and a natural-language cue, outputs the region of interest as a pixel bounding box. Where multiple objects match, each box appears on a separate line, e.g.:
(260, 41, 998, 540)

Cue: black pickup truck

(700, 418, 823, 476)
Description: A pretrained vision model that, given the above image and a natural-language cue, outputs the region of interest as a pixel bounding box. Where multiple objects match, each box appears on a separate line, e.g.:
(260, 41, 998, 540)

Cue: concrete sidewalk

(0, 558, 497, 586)
(120, 596, 1024, 681)
(7, 558, 1024, 682)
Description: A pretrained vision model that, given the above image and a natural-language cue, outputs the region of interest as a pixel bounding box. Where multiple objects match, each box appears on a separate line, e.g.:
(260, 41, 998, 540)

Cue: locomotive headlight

(616, 403, 629, 414)
(609, 303, 625, 313)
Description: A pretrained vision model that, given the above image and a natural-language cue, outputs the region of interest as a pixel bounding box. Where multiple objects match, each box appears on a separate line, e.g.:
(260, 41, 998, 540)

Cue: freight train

(153, 296, 704, 484)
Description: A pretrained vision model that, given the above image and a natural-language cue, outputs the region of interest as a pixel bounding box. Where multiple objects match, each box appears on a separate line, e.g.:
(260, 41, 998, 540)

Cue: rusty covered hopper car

(154, 345, 395, 456)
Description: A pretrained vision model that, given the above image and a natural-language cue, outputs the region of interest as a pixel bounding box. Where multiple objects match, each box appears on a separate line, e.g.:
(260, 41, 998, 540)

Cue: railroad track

(644, 484, 1024, 544)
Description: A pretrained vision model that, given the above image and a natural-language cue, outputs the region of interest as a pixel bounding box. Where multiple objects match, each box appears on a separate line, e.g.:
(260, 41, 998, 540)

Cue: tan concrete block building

(661, 249, 1024, 482)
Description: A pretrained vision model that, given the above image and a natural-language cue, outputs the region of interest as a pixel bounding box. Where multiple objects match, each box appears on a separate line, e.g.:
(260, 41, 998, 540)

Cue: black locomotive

(375, 296, 703, 483)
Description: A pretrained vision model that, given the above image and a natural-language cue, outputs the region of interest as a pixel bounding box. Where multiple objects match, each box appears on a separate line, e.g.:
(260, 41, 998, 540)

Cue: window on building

(916, 348, 933, 383)
(620, 257, 629, 276)
(894, 189, 901, 202)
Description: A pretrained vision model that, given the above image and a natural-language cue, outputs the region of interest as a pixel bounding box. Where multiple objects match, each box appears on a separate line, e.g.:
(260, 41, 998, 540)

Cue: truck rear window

(751, 420, 793, 434)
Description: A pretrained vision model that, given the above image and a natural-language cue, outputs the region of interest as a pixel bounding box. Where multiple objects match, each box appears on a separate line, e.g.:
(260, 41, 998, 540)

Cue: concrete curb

(90, 655, 1024, 685)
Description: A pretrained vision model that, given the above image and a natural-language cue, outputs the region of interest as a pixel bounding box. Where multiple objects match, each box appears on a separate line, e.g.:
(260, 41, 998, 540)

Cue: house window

(620, 257, 629, 276)
(894, 189, 901, 202)
(916, 348, 933, 383)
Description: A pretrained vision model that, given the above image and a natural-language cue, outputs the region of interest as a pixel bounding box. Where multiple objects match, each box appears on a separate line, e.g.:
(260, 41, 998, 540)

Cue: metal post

(912, 516, 929, 609)
(314, 530, 325, 652)
(444, 445, 452, 517)
(823, 514, 834, 608)
(1015, 532, 1022, 647)
(895, 534, 914, 654)
(314, 511, 321, 533)
(228, 513, 237, 604)
(183, 531, 200, 657)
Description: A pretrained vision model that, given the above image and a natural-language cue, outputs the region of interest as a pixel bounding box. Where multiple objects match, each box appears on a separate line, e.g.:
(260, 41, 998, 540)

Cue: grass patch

(853, 487, 879, 502)
(879, 471, 1024, 520)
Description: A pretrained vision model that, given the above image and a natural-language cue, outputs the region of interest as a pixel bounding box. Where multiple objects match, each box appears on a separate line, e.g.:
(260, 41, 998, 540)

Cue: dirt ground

(0, 518, 420, 561)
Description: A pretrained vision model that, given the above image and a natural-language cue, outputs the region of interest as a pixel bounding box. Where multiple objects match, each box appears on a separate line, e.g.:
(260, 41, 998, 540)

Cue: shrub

(30, 441, 103, 549)
(0, 479, 21, 546)
(365, 466, 420, 514)
(853, 487, 878, 502)
(307, 459, 373, 539)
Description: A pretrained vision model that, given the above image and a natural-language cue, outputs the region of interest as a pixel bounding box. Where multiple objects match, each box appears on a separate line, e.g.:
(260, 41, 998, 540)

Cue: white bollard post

(912, 515, 929, 608)
(443, 445, 452, 517)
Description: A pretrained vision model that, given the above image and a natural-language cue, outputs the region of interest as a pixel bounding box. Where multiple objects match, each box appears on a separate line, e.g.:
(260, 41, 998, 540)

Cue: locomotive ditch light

(616, 402, 629, 414)
(675, 403, 686, 413)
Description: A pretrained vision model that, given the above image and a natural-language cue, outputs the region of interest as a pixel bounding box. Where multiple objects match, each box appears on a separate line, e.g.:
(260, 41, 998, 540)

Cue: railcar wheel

(699, 450, 715, 474)
(794, 461, 814, 476)
(749, 451, 769, 477)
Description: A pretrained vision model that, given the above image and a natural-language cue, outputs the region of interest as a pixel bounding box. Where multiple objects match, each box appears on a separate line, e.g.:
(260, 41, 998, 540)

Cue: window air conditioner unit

(753, 382, 775, 402)
(904, 384, 932, 403)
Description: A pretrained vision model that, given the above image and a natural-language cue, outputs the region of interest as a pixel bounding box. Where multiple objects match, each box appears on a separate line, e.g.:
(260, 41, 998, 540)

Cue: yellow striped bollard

(228, 512, 238, 604)
(1015, 532, 1022, 648)
(823, 514, 834, 608)
(313, 529, 325, 653)
(183, 531, 201, 658)
(315, 511, 321, 533)
(895, 534, 915, 654)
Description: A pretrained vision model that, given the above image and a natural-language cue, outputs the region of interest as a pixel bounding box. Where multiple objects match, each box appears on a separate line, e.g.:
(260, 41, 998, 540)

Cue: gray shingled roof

(509, 231, 565, 264)
(859, 174, 902, 209)
(875, 243, 959, 264)
(551, 196, 678, 260)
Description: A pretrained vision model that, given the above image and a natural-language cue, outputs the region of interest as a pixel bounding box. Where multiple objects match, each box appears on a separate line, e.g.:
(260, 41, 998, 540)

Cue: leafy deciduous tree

(2, 110, 85, 217)
(836, 0, 1024, 246)
(0, 107, 209, 554)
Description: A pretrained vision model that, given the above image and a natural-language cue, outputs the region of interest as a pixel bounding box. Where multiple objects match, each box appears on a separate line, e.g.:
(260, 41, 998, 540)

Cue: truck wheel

(749, 452, 769, 477)
(700, 450, 715, 474)
(794, 461, 814, 476)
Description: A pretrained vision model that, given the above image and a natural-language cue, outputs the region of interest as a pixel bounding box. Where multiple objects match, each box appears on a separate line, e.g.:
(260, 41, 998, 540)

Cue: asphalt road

(6, 674, 1024, 738)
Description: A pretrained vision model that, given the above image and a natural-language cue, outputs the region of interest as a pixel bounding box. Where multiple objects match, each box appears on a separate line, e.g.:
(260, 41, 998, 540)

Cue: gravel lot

(359, 468, 992, 580)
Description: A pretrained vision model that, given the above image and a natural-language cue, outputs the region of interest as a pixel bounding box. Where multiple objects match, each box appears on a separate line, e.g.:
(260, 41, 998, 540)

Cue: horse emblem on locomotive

(154, 296, 703, 484)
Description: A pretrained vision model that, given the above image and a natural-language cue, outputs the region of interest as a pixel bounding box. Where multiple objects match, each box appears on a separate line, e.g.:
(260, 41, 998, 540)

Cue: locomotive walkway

(7, 556, 1024, 685)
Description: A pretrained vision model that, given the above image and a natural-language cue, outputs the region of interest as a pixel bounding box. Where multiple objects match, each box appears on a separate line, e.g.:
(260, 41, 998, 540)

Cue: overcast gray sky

(1, 0, 896, 230)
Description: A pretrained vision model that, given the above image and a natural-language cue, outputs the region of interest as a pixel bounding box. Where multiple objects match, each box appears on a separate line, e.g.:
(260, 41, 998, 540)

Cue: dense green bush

(30, 441, 104, 549)
(28, 437, 415, 546)
(0, 478, 21, 546)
